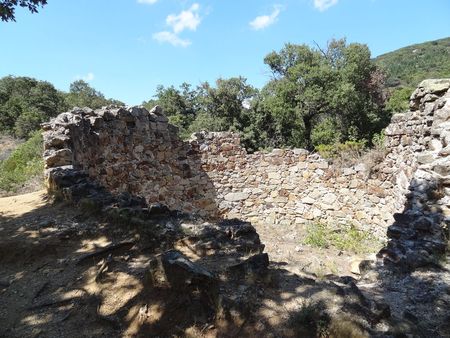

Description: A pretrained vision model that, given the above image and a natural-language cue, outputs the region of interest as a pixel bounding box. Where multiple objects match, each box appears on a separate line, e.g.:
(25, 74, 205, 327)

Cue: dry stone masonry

(380, 79, 450, 269)
(42, 79, 450, 240)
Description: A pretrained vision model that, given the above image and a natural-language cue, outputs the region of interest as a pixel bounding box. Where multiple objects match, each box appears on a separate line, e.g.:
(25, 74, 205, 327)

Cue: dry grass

(303, 222, 380, 254)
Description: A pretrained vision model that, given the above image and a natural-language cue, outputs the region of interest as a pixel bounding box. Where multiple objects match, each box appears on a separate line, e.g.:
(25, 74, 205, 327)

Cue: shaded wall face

(42, 80, 450, 240)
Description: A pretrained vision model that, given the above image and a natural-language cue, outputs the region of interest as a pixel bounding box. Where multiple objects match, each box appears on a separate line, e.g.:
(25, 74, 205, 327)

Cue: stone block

(224, 192, 249, 202)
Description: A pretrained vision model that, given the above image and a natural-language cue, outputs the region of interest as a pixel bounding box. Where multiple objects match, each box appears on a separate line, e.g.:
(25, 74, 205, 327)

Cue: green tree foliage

(375, 37, 450, 89)
(0, 0, 47, 22)
(0, 76, 67, 138)
(64, 80, 124, 110)
(143, 77, 257, 139)
(143, 83, 198, 137)
(385, 87, 413, 113)
(0, 76, 123, 139)
(257, 39, 388, 149)
(311, 117, 341, 147)
(196, 77, 257, 131)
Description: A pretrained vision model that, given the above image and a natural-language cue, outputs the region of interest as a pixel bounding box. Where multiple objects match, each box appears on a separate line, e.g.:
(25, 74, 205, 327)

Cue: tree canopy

(143, 77, 256, 139)
(0, 0, 47, 22)
(142, 40, 390, 151)
(2, 38, 420, 154)
(0, 76, 66, 138)
(259, 39, 388, 149)
(0, 76, 123, 138)
(65, 80, 124, 110)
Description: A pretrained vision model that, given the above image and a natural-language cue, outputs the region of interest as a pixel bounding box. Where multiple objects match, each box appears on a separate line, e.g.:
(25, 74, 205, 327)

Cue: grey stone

(322, 193, 337, 204)
(44, 148, 73, 168)
(418, 79, 450, 95)
(149, 105, 164, 116)
(417, 152, 435, 164)
(342, 168, 355, 176)
(148, 250, 216, 289)
(433, 164, 450, 176)
(301, 196, 315, 205)
(224, 192, 249, 202)
(226, 253, 269, 281)
(293, 148, 309, 156)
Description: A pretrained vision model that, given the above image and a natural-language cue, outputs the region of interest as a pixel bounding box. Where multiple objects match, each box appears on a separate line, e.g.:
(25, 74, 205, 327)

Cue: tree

(0, 0, 47, 22)
(143, 83, 199, 137)
(0, 76, 67, 137)
(385, 87, 412, 113)
(259, 38, 388, 150)
(142, 78, 257, 139)
(65, 80, 123, 110)
(196, 77, 257, 131)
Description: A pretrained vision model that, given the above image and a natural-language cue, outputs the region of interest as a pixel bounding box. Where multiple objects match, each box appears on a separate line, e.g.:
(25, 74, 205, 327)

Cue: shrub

(316, 140, 367, 165)
(0, 131, 44, 193)
(14, 108, 45, 139)
(354, 130, 388, 178)
(330, 226, 375, 254)
(371, 131, 385, 148)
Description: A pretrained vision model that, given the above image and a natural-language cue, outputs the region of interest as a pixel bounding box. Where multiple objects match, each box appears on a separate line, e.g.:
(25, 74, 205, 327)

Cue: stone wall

(42, 79, 450, 239)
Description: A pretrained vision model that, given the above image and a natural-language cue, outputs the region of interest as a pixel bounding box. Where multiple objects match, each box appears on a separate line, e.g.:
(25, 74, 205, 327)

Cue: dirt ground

(1, 191, 449, 337)
(0, 191, 363, 337)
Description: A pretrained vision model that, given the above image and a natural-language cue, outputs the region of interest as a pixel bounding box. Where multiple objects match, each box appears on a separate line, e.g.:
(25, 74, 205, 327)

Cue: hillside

(375, 36, 450, 88)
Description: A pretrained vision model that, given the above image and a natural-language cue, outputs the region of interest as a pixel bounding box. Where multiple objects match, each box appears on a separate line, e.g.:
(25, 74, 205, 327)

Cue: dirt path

(0, 192, 151, 337)
(0, 190, 48, 217)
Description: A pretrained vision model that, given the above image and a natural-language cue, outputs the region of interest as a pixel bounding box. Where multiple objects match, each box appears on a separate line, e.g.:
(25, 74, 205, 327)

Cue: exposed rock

(148, 250, 216, 289)
(226, 253, 269, 282)
(44, 148, 73, 168)
(224, 192, 249, 202)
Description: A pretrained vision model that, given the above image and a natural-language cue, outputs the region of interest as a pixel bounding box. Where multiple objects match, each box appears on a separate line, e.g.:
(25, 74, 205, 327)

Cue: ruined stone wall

(42, 79, 450, 239)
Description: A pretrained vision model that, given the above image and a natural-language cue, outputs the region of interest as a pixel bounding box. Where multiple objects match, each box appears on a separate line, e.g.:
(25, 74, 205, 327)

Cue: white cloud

(166, 3, 201, 34)
(137, 0, 158, 4)
(152, 3, 201, 47)
(152, 31, 191, 47)
(314, 0, 338, 11)
(75, 72, 95, 82)
(249, 5, 282, 31)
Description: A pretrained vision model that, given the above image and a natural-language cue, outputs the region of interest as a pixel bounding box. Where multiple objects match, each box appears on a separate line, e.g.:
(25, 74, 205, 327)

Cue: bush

(0, 131, 44, 193)
(316, 140, 366, 164)
(14, 108, 45, 139)
(187, 112, 228, 135)
(371, 131, 385, 148)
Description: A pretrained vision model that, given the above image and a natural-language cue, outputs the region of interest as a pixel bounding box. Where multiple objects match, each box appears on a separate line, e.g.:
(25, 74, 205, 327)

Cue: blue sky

(1, 0, 449, 105)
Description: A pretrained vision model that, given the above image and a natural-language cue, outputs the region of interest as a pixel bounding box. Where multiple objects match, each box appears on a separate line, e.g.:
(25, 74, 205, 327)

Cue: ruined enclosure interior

(44, 80, 450, 241)
(0, 79, 448, 337)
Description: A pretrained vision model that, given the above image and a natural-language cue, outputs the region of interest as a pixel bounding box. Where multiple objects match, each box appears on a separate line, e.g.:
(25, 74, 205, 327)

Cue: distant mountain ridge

(374, 36, 450, 89)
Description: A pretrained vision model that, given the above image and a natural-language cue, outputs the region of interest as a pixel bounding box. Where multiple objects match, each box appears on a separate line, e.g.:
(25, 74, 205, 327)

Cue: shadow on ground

(0, 176, 449, 338)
